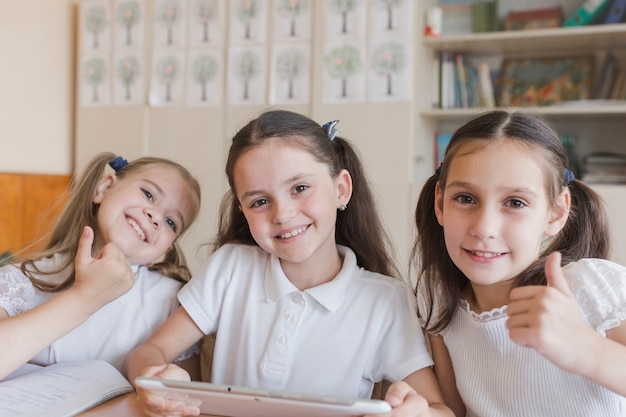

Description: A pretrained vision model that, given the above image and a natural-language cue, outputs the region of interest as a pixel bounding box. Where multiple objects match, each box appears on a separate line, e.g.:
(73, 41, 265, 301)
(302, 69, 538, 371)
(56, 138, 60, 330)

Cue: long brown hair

(413, 111, 609, 333)
(213, 109, 400, 278)
(17, 152, 202, 291)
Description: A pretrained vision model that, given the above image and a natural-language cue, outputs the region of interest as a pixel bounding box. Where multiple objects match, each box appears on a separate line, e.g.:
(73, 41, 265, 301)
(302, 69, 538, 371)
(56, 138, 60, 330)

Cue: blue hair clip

(109, 156, 128, 172)
(322, 120, 341, 141)
(564, 168, 575, 185)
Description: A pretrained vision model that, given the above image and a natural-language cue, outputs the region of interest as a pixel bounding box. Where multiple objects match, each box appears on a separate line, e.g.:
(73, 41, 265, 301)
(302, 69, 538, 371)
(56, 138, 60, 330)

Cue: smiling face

(92, 165, 195, 265)
(435, 139, 567, 293)
(233, 140, 351, 277)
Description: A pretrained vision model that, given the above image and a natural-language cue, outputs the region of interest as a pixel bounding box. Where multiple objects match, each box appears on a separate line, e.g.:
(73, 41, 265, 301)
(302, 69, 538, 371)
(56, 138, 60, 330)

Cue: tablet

(134, 377, 391, 417)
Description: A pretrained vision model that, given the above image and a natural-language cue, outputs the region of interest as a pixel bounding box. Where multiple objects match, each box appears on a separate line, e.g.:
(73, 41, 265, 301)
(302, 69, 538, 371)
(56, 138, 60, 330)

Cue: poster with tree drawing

(114, 52, 144, 105)
(324, 0, 366, 38)
(369, 0, 411, 35)
(115, 0, 144, 49)
(187, 48, 223, 106)
(273, 0, 311, 41)
(228, 46, 266, 104)
(81, 54, 110, 106)
(369, 38, 411, 101)
(229, 0, 267, 44)
(189, 0, 223, 46)
(270, 43, 310, 104)
(149, 50, 185, 105)
(81, 0, 111, 52)
(153, 0, 187, 48)
(323, 41, 365, 102)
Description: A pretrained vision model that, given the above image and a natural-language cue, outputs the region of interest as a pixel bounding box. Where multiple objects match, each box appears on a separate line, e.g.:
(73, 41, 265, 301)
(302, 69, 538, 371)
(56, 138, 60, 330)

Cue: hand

(506, 251, 598, 374)
(72, 226, 135, 313)
(364, 381, 431, 417)
(135, 364, 200, 417)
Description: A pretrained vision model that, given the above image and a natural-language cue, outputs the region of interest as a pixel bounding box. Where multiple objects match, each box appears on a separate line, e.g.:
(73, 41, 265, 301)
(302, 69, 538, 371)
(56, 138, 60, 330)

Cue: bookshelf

(414, 1, 626, 264)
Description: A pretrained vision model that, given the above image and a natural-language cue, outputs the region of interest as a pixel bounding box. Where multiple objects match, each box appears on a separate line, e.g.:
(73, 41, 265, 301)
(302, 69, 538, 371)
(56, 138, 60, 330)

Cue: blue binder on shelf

(604, 0, 626, 23)
(564, 0, 613, 26)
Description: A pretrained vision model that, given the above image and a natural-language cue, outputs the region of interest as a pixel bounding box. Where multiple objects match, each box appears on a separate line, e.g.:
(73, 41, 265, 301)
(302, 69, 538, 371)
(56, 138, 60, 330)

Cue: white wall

(0, 0, 76, 175)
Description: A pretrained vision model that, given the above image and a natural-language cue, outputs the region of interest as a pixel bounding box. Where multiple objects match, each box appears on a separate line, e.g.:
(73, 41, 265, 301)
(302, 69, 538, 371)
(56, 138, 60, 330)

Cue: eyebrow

(143, 179, 186, 230)
(446, 180, 538, 196)
(240, 173, 311, 201)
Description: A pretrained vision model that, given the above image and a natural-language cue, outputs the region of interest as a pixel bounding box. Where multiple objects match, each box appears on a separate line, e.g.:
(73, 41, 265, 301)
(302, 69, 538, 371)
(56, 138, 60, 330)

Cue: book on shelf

(435, 132, 454, 168)
(472, 0, 498, 33)
(455, 54, 470, 108)
(0, 360, 133, 417)
(595, 50, 626, 100)
(440, 51, 456, 109)
(563, 0, 613, 26)
(581, 152, 626, 184)
(603, 0, 626, 23)
(477, 62, 496, 107)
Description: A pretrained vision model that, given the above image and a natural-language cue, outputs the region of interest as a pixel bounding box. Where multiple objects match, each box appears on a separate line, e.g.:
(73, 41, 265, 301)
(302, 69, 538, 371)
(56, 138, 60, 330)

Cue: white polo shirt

(178, 243, 433, 398)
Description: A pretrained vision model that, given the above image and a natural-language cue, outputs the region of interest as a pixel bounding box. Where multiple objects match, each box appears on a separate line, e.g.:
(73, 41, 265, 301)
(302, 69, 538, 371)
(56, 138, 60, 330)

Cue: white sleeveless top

(441, 258, 626, 417)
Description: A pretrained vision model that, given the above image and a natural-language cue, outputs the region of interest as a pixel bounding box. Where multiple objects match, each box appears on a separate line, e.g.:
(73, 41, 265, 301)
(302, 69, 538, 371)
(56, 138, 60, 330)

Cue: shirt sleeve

(0, 265, 35, 316)
(177, 244, 240, 335)
(564, 258, 626, 337)
(371, 279, 434, 383)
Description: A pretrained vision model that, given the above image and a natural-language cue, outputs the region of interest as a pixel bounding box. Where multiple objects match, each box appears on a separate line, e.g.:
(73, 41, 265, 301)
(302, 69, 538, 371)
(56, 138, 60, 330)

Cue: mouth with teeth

(276, 225, 308, 239)
(467, 250, 504, 258)
(127, 218, 147, 242)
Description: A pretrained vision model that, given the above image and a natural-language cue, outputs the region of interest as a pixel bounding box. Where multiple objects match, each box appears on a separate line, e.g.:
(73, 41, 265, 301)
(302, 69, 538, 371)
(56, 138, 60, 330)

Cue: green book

(473, 0, 498, 32)
(564, 0, 613, 26)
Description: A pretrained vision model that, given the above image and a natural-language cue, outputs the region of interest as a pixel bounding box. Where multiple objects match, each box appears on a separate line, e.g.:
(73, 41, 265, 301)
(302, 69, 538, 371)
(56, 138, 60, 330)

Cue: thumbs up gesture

(72, 226, 135, 314)
(506, 252, 597, 374)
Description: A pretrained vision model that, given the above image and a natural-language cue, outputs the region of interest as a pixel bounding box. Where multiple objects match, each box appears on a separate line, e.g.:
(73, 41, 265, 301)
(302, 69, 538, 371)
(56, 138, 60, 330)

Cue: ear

(335, 169, 353, 208)
(545, 188, 571, 237)
(92, 173, 116, 204)
(434, 181, 444, 226)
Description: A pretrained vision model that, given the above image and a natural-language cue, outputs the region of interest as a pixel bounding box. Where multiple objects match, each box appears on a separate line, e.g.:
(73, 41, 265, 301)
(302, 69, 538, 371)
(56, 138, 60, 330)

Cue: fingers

(384, 381, 413, 407)
(136, 365, 198, 417)
(544, 251, 573, 297)
(75, 226, 94, 265)
(137, 391, 200, 417)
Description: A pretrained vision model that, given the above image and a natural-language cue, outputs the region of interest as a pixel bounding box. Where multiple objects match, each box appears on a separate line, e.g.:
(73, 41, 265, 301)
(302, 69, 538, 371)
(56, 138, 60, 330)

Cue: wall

(0, 0, 77, 175)
(75, 1, 417, 274)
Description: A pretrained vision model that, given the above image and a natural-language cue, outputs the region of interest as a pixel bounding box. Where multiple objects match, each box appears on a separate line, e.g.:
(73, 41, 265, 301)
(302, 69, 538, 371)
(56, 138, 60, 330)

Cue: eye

(293, 184, 308, 194)
(250, 198, 269, 208)
(165, 218, 178, 232)
(142, 189, 154, 202)
(505, 198, 526, 209)
(453, 194, 475, 205)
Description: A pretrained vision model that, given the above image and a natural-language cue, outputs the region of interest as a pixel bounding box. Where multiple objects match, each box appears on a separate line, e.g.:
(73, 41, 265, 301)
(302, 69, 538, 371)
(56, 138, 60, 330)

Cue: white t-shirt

(178, 243, 433, 399)
(441, 258, 626, 417)
(0, 253, 183, 375)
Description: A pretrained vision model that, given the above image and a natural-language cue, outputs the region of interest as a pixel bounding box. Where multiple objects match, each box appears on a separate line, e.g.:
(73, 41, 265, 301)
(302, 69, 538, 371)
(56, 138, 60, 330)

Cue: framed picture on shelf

(504, 7, 563, 31)
(499, 56, 593, 107)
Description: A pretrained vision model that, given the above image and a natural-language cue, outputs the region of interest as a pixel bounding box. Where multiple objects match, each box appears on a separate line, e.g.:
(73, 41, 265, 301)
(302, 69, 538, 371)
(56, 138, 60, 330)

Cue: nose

(145, 208, 163, 228)
(271, 198, 296, 224)
(469, 206, 499, 240)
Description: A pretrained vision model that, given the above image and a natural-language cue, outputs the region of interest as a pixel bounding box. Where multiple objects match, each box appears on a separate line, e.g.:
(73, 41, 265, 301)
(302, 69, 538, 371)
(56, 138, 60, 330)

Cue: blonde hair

(17, 152, 201, 292)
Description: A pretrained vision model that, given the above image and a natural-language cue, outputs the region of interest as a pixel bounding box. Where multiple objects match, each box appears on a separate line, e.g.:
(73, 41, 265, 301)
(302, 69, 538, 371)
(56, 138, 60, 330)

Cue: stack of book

(439, 52, 496, 109)
(581, 152, 626, 184)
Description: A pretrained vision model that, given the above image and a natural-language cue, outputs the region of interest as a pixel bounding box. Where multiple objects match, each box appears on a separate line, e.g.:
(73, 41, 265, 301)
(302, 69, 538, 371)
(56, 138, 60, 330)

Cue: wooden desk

(78, 393, 220, 417)
(77, 393, 146, 416)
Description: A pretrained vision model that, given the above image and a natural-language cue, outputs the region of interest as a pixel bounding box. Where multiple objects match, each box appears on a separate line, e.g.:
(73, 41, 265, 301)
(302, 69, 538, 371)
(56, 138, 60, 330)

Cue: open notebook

(135, 377, 391, 417)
